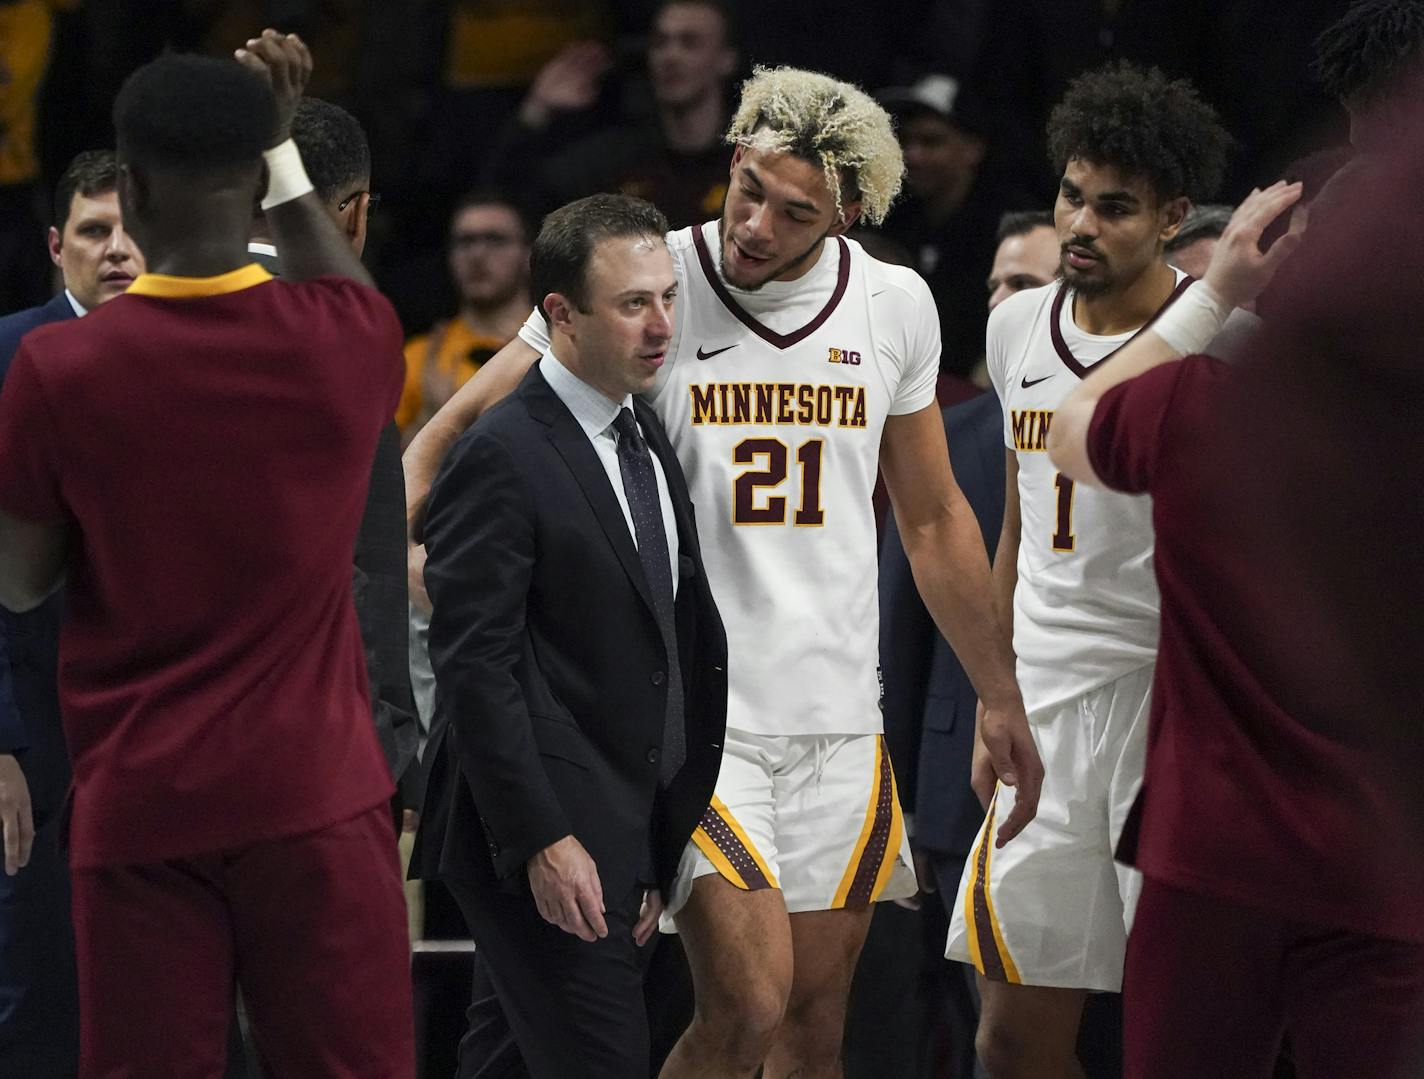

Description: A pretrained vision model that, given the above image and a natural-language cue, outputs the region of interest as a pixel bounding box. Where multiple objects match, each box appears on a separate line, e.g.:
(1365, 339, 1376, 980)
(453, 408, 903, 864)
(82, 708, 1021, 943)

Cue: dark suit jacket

(879, 392, 1005, 857)
(411, 365, 727, 902)
(0, 292, 75, 818)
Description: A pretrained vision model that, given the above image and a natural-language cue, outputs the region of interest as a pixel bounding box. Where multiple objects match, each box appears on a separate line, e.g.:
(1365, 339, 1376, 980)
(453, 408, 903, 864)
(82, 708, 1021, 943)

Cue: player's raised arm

(234, 29, 372, 287)
(881, 404, 1043, 846)
(404, 334, 541, 547)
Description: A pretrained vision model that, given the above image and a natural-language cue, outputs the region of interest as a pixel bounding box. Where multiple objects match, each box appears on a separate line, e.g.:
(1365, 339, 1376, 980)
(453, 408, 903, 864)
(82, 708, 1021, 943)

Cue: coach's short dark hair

(1164, 203, 1233, 254)
(114, 53, 275, 177)
(530, 194, 669, 322)
(997, 209, 1054, 245)
(291, 98, 370, 205)
(1314, 0, 1424, 108)
(54, 150, 119, 232)
(1046, 62, 1231, 204)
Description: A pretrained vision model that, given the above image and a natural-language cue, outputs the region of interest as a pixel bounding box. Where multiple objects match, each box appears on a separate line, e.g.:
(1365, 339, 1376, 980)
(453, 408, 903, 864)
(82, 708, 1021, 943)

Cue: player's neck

(460, 294, 531, 339)
(1071, 259, 1177, 336)
(660, 91, 724, 155)
(140, 236, 256, 280)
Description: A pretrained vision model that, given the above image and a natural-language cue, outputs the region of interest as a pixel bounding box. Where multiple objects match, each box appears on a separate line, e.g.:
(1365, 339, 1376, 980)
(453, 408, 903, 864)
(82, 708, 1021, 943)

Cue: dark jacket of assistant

(411, 365, 727, 903)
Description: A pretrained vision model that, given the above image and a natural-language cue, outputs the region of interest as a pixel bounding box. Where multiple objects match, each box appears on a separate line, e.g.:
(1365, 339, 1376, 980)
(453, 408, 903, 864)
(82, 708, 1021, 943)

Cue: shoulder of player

(853, 242, 932, 307)
(987, 279, 1057, 338)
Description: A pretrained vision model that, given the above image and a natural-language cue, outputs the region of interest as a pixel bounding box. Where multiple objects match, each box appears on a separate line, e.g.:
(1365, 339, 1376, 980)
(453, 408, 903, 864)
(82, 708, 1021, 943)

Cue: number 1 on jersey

(1052, 472, 1076, 552)
(733, 437, 825, 527)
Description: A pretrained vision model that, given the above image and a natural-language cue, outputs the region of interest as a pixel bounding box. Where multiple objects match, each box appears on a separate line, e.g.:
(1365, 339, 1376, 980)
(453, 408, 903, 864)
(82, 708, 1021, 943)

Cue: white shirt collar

(64, 289, 87, 318)
(539, 350, 632, 441)
(247, 241, 278, 257)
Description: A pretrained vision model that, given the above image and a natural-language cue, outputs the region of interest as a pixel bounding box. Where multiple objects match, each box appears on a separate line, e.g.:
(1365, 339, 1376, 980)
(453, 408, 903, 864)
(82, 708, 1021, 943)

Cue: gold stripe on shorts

(691, 795, 778, 890)
(964, 790, 1022, 983)
(832, 736, 905, 908)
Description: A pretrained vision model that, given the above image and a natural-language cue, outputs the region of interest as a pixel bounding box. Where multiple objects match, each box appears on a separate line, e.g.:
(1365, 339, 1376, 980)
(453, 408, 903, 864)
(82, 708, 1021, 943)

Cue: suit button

(646, 748, 660, 764)
(651, 670, 666, 686)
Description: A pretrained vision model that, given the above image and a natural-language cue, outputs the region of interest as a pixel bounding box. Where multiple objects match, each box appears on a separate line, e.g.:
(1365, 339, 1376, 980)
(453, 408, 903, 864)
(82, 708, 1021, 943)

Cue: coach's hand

(0, 754, 34, 876)
(234, 28, 313, 146)
(529, 835, 608, 942)
(633, 889, 663, 947)
(975, 699, 1043, 848)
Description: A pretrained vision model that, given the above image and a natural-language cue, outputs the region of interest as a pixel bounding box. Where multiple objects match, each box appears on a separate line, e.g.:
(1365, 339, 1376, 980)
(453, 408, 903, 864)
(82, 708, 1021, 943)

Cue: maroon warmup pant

(1125, 876, 1424, 1079)
(70, 804, 414, 1078)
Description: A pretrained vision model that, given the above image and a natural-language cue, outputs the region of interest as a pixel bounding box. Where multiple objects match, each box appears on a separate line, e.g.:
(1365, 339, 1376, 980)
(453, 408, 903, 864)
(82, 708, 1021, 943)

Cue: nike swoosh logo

(1020, 374, 1055, 389)
(697, 344, 738, 361)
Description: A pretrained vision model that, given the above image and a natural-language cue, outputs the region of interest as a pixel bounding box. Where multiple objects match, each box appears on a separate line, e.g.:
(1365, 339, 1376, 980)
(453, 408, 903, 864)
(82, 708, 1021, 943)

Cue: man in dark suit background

(412, 193, 727, 1079)
(0, 148, 143, 1078)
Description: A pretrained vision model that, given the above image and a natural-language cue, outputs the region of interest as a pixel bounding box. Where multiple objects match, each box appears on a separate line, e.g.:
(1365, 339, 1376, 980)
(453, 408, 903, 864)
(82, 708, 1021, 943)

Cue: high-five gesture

(234, 29, 313, 146)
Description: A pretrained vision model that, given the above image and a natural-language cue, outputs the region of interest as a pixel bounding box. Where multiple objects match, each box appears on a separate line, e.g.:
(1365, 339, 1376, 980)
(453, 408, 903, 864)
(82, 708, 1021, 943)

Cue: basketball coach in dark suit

(411, 193, 726, 1079)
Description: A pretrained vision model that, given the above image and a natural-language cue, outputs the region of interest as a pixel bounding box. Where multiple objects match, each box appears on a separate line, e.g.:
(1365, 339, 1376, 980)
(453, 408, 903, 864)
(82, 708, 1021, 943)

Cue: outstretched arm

(881, 404, 1043, 846)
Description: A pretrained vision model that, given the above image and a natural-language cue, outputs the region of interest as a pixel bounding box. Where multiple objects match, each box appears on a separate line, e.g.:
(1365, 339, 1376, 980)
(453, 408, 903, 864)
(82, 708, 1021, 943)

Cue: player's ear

(827, 197, 863, 237)
(47, 226, 62, 268)
(1159, 196, 1190, 244)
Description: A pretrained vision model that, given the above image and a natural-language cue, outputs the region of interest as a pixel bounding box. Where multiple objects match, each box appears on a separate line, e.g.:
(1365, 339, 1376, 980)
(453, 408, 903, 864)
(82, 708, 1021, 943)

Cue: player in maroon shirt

(1048, 166, 1424, 1078)
(0, 34, 415, 1077)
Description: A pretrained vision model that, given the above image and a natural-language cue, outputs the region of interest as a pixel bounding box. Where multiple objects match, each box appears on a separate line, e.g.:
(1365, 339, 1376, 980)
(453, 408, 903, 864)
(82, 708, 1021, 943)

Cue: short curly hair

(726, 66, 903, 226)
(1313, 0, 1424, 108)
(1046, 62, 1230, 205)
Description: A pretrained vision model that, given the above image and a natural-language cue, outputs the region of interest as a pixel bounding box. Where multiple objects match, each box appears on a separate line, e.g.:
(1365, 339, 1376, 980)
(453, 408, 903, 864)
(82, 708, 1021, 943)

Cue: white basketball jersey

(521, 221, 940, 735)
(987, 274, 1192, 715)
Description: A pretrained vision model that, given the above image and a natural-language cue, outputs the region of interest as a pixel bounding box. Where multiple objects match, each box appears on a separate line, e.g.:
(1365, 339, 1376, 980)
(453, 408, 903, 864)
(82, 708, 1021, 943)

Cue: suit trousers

(70, 803, 415, 1079)
(447, 876, 650, 1079)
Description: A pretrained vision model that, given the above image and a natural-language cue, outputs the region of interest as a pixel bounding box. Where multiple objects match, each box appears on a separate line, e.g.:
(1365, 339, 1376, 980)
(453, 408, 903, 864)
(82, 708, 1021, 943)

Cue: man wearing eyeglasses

(247, 96, 421, 833)
(396, 191, 533, 444)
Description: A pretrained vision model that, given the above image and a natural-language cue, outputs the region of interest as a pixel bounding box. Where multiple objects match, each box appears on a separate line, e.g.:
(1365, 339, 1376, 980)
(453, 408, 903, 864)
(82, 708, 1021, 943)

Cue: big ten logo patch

(827, 347, 861, 366)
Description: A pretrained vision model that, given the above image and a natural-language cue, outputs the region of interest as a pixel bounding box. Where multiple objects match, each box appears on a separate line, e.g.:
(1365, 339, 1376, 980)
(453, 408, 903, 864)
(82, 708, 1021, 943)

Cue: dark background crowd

(4, 1, 1357, 362)
(0, 2, 1389, 1078)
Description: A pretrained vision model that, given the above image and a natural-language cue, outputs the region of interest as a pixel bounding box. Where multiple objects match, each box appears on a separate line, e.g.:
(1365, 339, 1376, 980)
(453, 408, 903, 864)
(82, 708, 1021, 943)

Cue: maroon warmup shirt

(1086, 354, 1424, 944)
(0, 264, 402, 867)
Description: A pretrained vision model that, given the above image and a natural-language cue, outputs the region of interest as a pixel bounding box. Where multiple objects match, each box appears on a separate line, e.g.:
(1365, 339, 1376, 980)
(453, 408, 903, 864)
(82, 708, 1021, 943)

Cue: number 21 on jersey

(733, 438, 825, 526)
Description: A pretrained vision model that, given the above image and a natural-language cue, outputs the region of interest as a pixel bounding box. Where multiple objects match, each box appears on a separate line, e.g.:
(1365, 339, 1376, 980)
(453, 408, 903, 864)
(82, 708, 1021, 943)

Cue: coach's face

(552, 235, 677, 401)
(720, 143, 861, 291)
(1054, 158, 1186, 298)
(47, 189, 145, 311)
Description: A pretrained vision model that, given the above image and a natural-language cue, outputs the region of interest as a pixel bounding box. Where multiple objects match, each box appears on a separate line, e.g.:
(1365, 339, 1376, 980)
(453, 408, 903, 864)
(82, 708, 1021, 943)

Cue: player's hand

(633, 888, 663, 947)
(1201, 180, 1306, 310)
(0, 754, 34, 877)
(976, 698, 1043, 847)
(519, 41, 612, 128)
(234, 28, 313, 146)
(408, 542, 431, 614)
(528, 835, 608, 942)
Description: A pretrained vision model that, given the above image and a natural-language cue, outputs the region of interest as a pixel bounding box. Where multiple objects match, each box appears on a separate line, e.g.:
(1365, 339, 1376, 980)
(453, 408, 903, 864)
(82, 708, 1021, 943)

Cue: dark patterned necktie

(612, 407, 686, 782)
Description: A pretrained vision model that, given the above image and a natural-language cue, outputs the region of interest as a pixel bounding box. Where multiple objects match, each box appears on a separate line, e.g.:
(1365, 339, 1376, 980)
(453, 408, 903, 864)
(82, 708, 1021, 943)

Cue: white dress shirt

(539, 351, 681, 593)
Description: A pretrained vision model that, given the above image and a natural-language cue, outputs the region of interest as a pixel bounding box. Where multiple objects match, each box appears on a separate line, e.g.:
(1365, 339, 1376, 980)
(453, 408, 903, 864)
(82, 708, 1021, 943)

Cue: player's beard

(1059, 249, 1116, 298)
(717, 217, 828, 291)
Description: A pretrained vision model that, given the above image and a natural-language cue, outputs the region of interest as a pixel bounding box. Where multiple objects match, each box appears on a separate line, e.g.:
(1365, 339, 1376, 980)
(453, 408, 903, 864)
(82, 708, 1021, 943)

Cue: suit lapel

(521, 367, 656, 614)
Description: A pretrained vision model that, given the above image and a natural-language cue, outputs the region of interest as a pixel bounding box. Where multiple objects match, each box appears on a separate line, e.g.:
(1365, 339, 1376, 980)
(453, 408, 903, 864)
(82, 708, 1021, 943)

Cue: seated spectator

(396, 191, 533, 444)
(877, 75, 1038, 377)
(481, 0, 739, 227)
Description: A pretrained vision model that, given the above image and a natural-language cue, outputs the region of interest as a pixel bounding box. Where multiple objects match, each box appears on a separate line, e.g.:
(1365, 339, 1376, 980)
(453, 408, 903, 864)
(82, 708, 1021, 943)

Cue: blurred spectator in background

(0, 0, 76, 316)
(397, 191, 533, 445)
(878, 76, 1038, 379)
(1163, 203, 1231, 279)
(481, 0, 739, 229)
(0, 145, 140, 1079)
(985, 211, 1059, 324)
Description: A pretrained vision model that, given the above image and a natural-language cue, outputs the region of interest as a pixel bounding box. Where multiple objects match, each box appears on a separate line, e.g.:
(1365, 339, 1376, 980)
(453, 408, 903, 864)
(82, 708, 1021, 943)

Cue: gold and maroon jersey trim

(831, 735, 905, 908)
(691, 795, 779, 891)
(963, 790, 1023, 983)
(690, 225, 851, 350)
(1050, 274, 1195, 379)
(127, 263, 273, 300)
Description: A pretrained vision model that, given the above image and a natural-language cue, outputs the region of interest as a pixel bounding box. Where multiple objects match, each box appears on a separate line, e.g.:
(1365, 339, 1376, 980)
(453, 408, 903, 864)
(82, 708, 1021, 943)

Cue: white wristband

(259, 138, 314, 210)
(1150, 280, 1233, 356)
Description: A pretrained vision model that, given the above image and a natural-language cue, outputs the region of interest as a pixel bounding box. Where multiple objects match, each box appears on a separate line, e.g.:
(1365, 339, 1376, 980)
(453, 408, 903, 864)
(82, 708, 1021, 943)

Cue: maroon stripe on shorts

(973, 796, 1009, 981)
(844, 742, 896, 907)
(699, 804, 773, 890)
